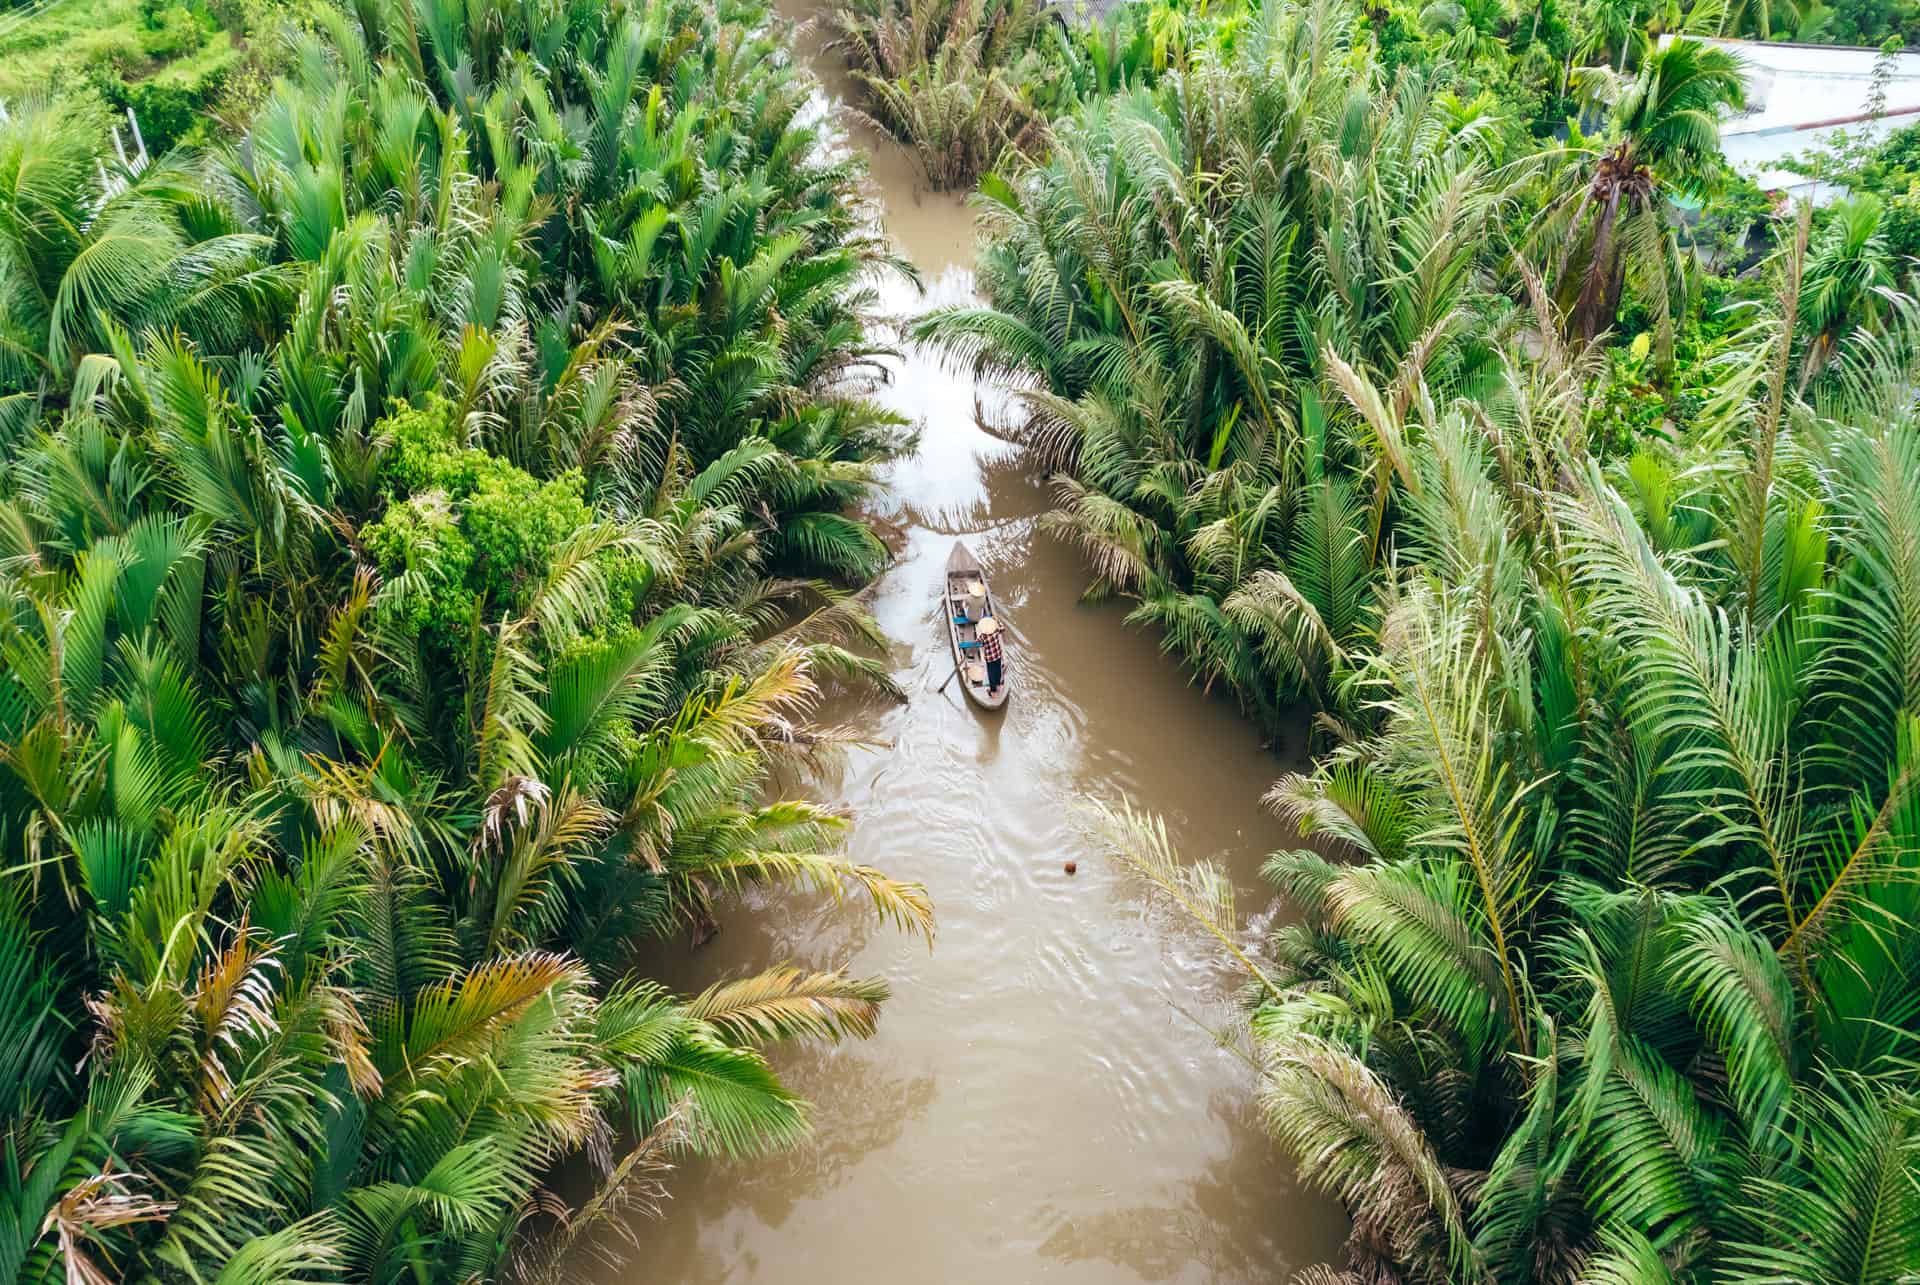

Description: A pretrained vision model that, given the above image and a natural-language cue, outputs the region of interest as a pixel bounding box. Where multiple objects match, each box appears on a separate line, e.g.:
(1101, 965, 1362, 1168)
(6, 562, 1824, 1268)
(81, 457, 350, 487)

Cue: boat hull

(943, 542, 1010, 710)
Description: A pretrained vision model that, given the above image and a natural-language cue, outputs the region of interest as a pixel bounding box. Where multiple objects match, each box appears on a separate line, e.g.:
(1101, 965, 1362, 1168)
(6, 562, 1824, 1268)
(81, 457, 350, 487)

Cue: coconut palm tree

(1716, 0, 1805, 40)
(1533, 36, 1747, 354)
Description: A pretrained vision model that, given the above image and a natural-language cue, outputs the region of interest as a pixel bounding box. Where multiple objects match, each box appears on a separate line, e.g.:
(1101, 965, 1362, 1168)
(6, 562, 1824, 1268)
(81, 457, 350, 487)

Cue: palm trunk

(1573, 187, 1623, 341)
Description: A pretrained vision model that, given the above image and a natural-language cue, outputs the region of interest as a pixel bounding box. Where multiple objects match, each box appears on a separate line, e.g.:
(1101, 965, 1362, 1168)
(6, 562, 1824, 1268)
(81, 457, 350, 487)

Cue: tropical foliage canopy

(936, 2, 1920, 1282)
(0, 0, 934, 1279)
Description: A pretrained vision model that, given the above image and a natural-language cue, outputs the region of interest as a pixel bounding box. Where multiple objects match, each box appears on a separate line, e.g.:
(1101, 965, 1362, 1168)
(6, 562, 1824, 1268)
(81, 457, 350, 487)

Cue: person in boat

(977, 615, 1004, 695)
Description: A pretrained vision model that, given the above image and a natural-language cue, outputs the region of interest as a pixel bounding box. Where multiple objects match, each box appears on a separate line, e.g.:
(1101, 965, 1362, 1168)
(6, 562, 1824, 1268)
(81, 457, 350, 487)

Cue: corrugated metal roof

(1666, 36, 1920, 179)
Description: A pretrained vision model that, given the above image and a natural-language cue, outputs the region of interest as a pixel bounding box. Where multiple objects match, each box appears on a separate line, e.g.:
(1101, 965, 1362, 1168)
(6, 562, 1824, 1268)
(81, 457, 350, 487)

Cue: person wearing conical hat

(977, 615, 1004, 696)
(965, 579, 986, 622)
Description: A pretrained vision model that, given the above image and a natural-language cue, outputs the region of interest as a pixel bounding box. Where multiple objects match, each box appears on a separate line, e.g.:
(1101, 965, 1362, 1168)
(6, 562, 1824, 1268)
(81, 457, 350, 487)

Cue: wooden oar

(933, 664, 961, 696)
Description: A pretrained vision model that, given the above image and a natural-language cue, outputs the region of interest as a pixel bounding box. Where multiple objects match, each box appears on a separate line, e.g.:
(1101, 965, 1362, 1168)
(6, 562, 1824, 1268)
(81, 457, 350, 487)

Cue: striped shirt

(979, 628, 1003, 664)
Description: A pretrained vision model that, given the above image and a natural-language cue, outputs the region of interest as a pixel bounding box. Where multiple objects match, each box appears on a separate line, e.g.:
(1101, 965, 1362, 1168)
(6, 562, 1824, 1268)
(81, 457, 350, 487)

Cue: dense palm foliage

(826, 0, 1060, 189)
(0, 0, 937, 1279)
(1093, 267, 1920, 1283)
(920, 0, 1514, 729)
(7, 0, 1917, 1274)
(943, 2, 1920, 1280)
(822, 0, 1202, 188)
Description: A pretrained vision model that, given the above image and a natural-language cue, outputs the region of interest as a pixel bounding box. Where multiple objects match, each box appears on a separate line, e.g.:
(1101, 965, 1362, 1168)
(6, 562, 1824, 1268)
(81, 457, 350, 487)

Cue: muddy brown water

(571, 16, 1348, 1282)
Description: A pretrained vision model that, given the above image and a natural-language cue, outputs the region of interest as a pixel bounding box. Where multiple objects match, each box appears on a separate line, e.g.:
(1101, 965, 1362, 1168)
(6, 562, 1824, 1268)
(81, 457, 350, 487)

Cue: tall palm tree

(1795, 193, 1895, 388)
(1534, 37, 1747, 352)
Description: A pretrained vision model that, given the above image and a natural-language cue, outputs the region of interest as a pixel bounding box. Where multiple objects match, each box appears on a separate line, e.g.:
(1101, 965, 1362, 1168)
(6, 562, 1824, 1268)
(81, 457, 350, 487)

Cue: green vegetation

(1797, 111, 1920, 268)
(8, 0, 1920, 1268)
(827, 0, 1920, 189)
(825, 0, 1059, 189)
(0, 0, 933, 1278)
(924, 31, 1514, 726)
(927, 0, 1920, 1280)
(0, 0, 286, 154)
(824, 0, 1205, 187)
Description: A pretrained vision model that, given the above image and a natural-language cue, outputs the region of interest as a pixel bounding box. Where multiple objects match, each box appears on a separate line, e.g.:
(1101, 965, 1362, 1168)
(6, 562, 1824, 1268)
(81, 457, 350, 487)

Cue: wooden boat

(942, 541, 1010, 710)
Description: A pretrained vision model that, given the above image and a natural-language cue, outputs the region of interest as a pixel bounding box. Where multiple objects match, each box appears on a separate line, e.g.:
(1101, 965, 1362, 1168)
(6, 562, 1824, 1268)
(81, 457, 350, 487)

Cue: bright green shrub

(461, 462, 594, 610)
(601, 549, 660, 624)
(376, 397, 465, 496)
(368, 397, 597, 624)
(141, 5, 207, 59)
(109, 79, 212, 151)
(361, 491, 477, 642)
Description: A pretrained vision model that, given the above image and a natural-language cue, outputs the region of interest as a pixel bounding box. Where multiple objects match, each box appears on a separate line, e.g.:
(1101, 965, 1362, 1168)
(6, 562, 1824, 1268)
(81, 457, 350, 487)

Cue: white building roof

(1675, 37, 1920, 181)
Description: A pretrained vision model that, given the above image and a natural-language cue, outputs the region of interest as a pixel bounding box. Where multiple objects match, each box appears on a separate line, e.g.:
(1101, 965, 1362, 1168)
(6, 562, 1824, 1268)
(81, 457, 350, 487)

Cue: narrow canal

(579, 10, 1349, 1279)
